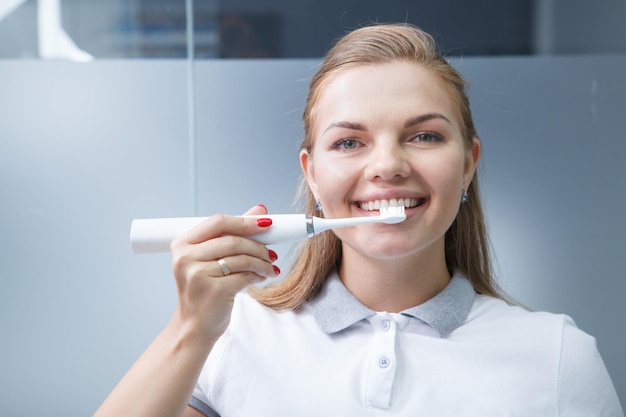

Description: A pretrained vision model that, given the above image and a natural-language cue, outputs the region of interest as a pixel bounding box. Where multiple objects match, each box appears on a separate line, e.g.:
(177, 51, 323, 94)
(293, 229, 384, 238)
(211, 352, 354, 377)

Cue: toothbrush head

(378, 206, 406, 224)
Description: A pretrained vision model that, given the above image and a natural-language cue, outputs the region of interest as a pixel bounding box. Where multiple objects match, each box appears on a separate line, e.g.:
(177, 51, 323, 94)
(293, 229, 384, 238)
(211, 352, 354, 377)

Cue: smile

(357, 198, 425, 211)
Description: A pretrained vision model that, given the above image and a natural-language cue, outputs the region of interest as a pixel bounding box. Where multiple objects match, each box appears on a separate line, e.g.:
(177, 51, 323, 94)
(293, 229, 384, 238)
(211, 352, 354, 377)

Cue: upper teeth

(359, 198, 419, 211)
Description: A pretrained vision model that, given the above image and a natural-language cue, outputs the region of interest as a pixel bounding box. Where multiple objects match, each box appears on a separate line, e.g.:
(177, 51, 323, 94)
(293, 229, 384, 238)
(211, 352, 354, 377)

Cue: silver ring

(216, 258, 231, 276)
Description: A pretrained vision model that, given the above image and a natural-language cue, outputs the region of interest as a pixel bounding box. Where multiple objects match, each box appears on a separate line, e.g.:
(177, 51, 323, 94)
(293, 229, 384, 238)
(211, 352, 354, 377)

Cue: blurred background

(1, 0, 625, 415)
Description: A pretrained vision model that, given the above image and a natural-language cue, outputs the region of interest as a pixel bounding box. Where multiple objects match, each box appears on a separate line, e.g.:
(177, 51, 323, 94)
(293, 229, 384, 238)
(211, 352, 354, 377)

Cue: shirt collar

(308, 269, 475, 337)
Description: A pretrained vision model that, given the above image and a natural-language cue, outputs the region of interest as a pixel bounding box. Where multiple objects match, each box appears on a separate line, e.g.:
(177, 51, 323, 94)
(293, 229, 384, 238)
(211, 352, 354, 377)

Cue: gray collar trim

(309, 269, 475, 337)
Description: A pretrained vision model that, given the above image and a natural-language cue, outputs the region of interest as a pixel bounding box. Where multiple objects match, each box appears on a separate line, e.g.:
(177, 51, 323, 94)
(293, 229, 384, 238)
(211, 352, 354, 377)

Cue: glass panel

(209, 0, 626, 58)
(212, 0, 533, 58)
(1, 0, 625, 60)
(0, 0, 219, 59)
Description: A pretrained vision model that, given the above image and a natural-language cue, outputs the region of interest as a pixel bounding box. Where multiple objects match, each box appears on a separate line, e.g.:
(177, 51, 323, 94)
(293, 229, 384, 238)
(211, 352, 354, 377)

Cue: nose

(363, 139, 412, 181)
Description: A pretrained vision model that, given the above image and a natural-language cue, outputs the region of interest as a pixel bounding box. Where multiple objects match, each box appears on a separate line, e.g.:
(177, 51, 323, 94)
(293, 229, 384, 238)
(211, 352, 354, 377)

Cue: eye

(332, 138, 362, 151)
(409, 132, 444, 143)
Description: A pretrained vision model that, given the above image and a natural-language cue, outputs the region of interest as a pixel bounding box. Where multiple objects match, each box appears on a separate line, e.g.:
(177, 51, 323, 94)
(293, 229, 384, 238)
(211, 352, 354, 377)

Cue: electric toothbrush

(130, 206, 406, 254)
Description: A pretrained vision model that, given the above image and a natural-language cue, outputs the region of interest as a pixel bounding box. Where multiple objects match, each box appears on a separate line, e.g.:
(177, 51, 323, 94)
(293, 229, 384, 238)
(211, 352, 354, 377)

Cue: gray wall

(533, 0, 626, 54)
(0, 57, 624, 415)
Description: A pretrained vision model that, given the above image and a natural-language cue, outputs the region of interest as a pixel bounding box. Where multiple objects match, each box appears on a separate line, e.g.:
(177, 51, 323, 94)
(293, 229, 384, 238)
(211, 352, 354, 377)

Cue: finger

(211, 254, 279, 279)
(178, 259, 270, 304)
(179, 255, 278, 296)
(211, 269, 271, 293)
(178, 213, 272, 246)
(185, 234, 276, 263)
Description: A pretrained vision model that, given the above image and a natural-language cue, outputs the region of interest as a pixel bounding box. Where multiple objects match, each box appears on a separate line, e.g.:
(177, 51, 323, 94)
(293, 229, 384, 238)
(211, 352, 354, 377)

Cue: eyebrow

(323, 112, 452, 134)
(404, 113, 452, 128)
(323, 121, 366, 134)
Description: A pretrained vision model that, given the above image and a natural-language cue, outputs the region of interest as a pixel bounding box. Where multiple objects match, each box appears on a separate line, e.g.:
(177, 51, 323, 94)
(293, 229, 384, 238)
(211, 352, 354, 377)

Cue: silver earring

(461, 189, 469, 204)
(315, 199, 323, 212)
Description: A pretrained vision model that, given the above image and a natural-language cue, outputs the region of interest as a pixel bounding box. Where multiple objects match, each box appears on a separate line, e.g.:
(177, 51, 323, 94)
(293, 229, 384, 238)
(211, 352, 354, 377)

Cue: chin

(351, 235, 419, 260)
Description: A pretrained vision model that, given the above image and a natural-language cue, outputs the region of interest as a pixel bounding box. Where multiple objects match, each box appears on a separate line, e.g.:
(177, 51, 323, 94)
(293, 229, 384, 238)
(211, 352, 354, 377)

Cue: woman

(94, 24, 623, 417)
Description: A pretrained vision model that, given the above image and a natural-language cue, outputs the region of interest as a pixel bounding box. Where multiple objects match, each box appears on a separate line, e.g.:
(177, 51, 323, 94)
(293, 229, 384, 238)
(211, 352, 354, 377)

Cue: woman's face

(300, 61, 480, 261)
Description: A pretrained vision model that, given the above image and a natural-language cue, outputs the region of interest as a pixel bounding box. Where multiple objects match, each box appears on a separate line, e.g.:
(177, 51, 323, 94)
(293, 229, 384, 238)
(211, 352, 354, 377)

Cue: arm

(93, 205, 278, 417)
(557, 317, 624, 417)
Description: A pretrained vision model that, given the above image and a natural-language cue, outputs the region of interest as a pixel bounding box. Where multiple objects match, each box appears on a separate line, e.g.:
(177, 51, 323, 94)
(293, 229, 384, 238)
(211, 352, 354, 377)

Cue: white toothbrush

(130, 206, 406, 254)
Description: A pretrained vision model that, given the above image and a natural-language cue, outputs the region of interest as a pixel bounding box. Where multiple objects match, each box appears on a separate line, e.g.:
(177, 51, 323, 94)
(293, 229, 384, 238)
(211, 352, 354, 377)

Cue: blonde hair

(250, 23, 503, 309)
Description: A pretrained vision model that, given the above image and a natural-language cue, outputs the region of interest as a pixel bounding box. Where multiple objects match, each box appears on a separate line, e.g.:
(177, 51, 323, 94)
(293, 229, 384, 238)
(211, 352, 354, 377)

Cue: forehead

(313, 61, 459, 133)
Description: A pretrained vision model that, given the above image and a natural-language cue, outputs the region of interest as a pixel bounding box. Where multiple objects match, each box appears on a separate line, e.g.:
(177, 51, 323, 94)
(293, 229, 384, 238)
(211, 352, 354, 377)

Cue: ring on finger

(216, 258, 231, 276)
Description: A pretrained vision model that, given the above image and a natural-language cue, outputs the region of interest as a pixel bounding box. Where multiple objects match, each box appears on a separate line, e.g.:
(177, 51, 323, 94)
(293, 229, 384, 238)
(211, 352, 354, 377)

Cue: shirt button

(378, 356, 391, 368)
(382, 320, 391, 332)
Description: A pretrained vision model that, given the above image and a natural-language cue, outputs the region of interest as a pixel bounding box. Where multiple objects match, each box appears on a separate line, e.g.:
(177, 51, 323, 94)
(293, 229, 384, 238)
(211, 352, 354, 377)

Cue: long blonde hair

(251, 23, 503, 309)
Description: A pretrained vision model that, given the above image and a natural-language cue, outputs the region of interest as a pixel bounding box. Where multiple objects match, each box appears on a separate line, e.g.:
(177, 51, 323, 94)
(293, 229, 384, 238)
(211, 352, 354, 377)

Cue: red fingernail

(257, 204, 267, 211)
(268, 249, 278, 261)
(273, 265, 281, 275)
(256, 218, 272, 227)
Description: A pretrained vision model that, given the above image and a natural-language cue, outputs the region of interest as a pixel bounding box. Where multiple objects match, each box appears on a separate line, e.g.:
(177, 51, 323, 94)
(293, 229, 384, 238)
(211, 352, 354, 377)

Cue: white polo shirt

(189, 271, 624, 416)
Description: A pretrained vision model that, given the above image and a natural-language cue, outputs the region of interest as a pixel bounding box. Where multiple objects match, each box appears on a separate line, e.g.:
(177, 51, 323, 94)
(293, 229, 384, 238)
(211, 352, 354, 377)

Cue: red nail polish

(273, 265, 281, 275)
(256, 218, 272, 227)
(268, 249, 278, 261)
(257, 204, 267, 211)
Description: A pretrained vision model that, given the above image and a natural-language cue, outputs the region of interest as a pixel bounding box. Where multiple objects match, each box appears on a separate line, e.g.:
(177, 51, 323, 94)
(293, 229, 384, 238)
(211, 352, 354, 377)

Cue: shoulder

(466, 294, 579, 335)
(225, 290, 322, 345)
(468, 296, 623, 413)
(459, 295, 593, 364)
(467, 296, 607, 351)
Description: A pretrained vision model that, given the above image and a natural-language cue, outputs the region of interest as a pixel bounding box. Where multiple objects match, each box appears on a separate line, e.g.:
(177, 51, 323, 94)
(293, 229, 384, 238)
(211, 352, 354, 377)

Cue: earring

(315, 199, 323, 212)
(461, 189, 469, 204)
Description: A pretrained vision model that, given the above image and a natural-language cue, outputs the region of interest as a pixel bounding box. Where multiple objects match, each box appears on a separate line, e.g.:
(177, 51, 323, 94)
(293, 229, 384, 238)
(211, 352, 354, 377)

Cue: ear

(463, 137, 481, 187)
(299, 149, 319, 198)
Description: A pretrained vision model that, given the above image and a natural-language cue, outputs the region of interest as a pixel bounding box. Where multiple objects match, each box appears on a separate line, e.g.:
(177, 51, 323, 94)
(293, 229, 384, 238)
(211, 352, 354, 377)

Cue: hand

(170, 204, 279, 343)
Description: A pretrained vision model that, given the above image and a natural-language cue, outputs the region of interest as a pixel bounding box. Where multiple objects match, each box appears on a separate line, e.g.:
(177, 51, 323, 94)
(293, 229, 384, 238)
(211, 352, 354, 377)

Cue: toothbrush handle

(130, 217, 205, 253)
(244, 214, 311, 245)
(130, 214, 310, 253)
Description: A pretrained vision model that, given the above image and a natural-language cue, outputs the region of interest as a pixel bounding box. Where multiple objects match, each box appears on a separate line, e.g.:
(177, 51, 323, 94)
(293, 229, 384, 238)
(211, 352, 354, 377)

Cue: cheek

(317, 167, 350, 202)
(316, 161, 350, 193)
(420, 151, 466, 196)
(312, 155, 360, 204)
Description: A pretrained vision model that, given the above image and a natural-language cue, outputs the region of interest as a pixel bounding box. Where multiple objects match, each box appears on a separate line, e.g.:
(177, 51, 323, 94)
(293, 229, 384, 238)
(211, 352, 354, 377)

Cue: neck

(338, 240, 451, 312)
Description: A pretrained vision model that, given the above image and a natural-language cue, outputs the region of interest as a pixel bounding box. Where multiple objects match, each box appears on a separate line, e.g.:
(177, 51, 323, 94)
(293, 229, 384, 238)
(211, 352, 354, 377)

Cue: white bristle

(378, 206, 406, 224)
